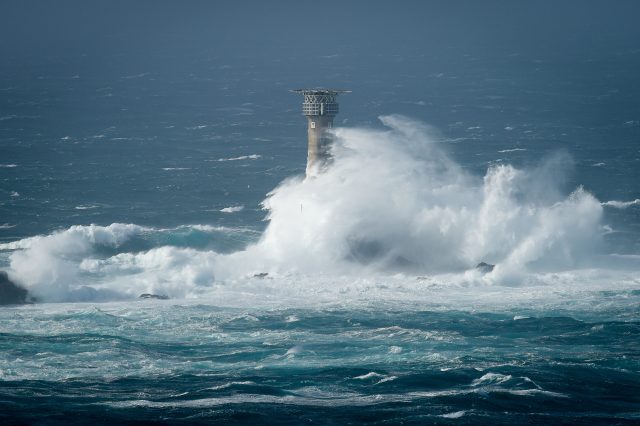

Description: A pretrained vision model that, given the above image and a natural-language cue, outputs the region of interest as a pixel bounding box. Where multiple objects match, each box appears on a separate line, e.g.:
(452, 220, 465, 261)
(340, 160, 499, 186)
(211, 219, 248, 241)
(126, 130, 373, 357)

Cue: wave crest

(1, 116, 607, 302)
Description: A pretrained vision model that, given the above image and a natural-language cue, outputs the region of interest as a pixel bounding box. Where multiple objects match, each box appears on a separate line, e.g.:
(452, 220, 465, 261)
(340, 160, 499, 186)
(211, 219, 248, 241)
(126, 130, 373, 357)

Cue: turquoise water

(1, 301, 639, 424)
(1, 4, 640, 423)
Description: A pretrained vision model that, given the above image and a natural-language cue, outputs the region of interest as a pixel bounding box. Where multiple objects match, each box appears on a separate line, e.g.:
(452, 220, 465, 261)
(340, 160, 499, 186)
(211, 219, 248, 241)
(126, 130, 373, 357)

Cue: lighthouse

(291, 89, 350, 177)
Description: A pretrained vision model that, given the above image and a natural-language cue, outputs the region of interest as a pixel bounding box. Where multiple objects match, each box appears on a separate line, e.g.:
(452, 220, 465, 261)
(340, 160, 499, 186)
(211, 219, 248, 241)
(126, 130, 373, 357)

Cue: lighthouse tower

(291, 89, 350, 177)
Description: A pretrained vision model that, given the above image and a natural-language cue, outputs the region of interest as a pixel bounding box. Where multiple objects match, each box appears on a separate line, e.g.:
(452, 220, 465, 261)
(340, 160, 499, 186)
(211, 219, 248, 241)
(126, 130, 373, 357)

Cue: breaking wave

(215, 154, 261, 162)
(1, 115, 622, 304)
(602, 199, 640, 209)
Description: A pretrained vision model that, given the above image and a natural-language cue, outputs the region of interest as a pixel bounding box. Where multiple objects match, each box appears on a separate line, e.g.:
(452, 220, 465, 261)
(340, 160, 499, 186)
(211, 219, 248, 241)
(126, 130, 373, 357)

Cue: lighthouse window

(310, 121, 316, 129)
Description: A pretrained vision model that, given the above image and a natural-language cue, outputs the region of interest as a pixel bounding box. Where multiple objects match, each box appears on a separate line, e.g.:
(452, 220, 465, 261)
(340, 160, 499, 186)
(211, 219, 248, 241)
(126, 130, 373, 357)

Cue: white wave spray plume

(2, 115, 607, 302)
(242, 115, 603, 280)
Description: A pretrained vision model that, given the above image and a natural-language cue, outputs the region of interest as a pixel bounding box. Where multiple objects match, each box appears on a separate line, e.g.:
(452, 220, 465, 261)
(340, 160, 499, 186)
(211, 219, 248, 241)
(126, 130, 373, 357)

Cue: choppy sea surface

(1, 299, 639, 424)
(1, 45, 640, 423)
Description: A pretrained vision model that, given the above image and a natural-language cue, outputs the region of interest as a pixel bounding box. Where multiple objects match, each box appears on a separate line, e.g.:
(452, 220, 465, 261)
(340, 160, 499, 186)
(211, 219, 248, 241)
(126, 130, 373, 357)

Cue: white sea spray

(0, 116, 615, 304)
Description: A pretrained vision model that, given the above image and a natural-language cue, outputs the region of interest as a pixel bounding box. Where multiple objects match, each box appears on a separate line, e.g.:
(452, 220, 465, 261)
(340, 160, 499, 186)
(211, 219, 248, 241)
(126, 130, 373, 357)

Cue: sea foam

(0, 116, 610, 303)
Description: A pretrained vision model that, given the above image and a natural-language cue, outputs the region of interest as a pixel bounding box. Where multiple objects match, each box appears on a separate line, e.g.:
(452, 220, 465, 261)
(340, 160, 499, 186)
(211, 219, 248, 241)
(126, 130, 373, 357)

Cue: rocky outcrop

(0, 271, 29, 305)
(139, 293, 169, 300)
(475, 262, 495, 273)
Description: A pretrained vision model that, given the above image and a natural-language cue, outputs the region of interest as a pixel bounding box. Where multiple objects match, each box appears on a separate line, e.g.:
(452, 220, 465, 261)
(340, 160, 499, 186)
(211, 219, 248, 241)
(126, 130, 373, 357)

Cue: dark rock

(0, 271, 29, 305)
(139, 293, 169, 300)
(253, 272, 269, 279)
(475, 262, 495, 273)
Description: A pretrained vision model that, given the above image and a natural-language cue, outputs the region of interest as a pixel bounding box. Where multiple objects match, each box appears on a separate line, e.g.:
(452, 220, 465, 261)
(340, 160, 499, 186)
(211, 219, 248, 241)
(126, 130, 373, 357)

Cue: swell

(1, 304, 638, 423)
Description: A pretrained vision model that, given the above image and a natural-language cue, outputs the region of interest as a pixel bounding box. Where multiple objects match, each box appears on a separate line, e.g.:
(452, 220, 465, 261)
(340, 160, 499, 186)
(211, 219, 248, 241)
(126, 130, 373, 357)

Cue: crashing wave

(1, 116, 609, 303)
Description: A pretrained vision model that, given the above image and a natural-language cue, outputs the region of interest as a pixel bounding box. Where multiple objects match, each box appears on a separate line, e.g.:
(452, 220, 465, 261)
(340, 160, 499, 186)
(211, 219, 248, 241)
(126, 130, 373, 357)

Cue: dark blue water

(2, 2, 640, 424)
(1, 304, 639, 424)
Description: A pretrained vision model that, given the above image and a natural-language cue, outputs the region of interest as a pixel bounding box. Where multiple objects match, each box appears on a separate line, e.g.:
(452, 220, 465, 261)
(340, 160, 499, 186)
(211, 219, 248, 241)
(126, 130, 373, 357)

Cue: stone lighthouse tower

(291, 88, 349, 177)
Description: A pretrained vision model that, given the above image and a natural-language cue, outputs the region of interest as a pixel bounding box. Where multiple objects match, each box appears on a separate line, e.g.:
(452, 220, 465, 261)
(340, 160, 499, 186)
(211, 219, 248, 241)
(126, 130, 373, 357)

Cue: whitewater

(2, 116, 634, 305)
(3, 1, 640, 422)
(1, 116, 639, 424)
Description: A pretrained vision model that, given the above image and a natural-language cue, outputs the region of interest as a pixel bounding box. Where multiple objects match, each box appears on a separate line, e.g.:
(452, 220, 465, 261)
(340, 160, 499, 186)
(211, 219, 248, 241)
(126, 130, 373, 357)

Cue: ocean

(1, 2, 640, 424)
